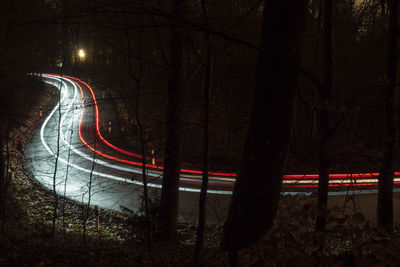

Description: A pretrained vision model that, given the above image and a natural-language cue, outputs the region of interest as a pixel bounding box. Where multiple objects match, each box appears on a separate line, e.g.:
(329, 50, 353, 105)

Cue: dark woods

(0, 0, 399, 265)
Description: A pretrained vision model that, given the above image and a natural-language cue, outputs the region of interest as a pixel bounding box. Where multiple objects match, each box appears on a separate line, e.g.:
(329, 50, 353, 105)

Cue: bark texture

(316, 0, 333, 232)
(220, 0, 308, 253)
(377, 0, 399, 234)
(0, 138, 4, 233)
(194, 0, 211, 260)
(159, 0, 184, 242)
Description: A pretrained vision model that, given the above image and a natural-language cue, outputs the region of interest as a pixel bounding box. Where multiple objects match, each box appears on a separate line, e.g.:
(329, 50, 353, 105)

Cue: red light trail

(44, 74, 400, 189)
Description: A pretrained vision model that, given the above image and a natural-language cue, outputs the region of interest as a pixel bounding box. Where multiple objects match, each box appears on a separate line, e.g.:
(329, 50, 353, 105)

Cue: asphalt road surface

(25, 74, 233, 223)
(24, 73, 400, 223)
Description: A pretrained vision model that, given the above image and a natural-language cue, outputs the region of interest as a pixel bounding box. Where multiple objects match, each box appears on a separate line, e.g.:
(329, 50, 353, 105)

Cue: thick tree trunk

(378, 0, 398, 234)
(0, 138, 4, 234)
(159, 0, 184, 242)
(316, 0, 333, 232)
(220, 0, 308, 253)
(194, 0, 211, 260)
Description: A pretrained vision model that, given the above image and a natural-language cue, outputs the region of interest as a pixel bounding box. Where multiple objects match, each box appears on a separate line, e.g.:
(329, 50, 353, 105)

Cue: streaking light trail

(36, 73, 400, 192)
(38, 74, 232, 194)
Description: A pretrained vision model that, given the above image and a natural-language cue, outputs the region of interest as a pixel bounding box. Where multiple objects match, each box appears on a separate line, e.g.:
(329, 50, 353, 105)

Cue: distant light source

(78, 49, 86, 59)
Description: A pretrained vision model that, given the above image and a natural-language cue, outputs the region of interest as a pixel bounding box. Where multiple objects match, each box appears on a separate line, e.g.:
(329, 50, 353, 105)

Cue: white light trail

(39, 75, 232, 195)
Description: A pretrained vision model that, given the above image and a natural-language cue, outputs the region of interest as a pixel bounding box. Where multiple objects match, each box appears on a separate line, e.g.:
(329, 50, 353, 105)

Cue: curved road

(24, 74, 400, 222)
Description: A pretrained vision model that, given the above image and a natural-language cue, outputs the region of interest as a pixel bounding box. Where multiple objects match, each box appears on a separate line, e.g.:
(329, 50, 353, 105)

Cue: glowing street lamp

(78, 49, 86, 60)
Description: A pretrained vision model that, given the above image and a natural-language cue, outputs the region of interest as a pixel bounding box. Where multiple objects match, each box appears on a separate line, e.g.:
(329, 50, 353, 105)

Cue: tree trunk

(159, 0, 184, 242)
(194, 0, 211, 261)
(51, 79, 62, 238)
(0, 138, 4, 234)
(124, 16, 152, 250)
(83, 134, 96, 242)
(2, 121, 10, 234)
(220, 0, 308, 253)
(378, 0, 399, 234)
(61, 0, 71, 73)
(316, 0, 333, 232)
(62, 106, 74, 245)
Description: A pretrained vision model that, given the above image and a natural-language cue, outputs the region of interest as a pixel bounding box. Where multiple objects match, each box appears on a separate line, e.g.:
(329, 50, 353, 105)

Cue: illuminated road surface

(24, 74, 400, 222)
(25, 74, 232, 222)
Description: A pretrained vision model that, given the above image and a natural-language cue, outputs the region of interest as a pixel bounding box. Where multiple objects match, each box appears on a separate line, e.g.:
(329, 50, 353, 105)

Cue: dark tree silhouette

(220, 0, 308, 254)
(0, 138, 4, 234)
(61, 0, 72, 73)
(51, 78, 63, 238)
(378, 0, 398, 234)
(194, 0, 211, 261)
(316, 0, 333, 232)
(159, 0, 185, 242)
(125, 24, 152, 251)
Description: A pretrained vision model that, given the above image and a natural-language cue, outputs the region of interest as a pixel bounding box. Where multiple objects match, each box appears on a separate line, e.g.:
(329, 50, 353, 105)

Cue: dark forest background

(0, 0, 389, 171)
(1, 0, 400, 266)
